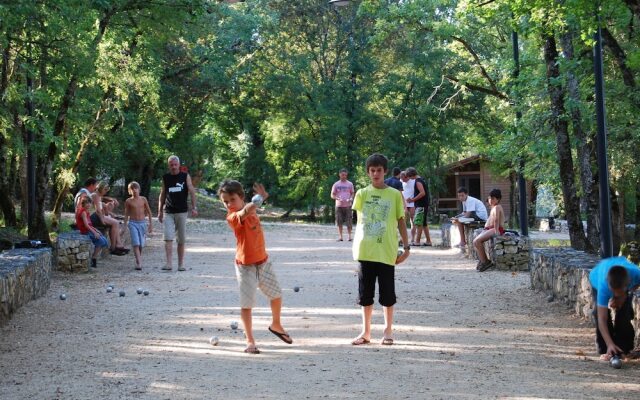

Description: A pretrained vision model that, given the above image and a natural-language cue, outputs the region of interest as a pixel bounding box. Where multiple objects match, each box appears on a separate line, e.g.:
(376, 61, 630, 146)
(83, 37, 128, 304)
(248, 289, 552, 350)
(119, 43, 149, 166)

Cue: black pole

(26, 21, 36, 237)
(512, 29, 528, 236)
(594, 6, 613, 258)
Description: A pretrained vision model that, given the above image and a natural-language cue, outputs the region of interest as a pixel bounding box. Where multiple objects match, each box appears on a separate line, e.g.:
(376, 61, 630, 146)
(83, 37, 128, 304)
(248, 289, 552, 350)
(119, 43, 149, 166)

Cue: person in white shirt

(451, 186, 488, 249)
(400, 171, 416, 244)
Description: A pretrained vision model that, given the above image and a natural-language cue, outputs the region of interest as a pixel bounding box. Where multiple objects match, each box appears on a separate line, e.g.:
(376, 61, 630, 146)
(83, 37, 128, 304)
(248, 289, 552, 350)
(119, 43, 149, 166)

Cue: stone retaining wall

(484, 233, 530, 271)
(0, 248, 52, 324)
(530, 248, 640, 348)
(55, 232, 93, 272)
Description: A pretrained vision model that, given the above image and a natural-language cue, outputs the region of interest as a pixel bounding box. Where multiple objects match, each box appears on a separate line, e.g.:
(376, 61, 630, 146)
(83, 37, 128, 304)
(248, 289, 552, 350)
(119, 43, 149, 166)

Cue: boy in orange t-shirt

(218, 180, 293, 354)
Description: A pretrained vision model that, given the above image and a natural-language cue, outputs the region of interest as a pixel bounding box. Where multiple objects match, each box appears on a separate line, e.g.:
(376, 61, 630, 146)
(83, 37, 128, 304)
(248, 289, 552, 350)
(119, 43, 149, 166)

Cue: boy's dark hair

(218, 179, 245, 198)
(392, 167, 401, 176)
(489, 188, 502, 200)
(84, 177, 97, 187)
(339, 168, 348, 174)
(365, 153, 388, 172)
(405, 167, 417, 178)
(457, 187, 468, 194)
(607, 266, 630, 290)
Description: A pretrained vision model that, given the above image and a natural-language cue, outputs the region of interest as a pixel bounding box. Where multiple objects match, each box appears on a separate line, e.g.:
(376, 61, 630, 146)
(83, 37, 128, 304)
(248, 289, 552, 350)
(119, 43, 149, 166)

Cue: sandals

(268, 327, 293, 344)
(351, 337, 370, 346)
(381, 337, 394, 345)
(244, 345, 261, 354)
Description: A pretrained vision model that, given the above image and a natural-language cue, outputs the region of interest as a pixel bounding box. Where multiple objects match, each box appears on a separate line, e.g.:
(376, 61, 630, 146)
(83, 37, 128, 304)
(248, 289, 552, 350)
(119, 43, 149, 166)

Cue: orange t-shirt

(226, 211, 268, 265)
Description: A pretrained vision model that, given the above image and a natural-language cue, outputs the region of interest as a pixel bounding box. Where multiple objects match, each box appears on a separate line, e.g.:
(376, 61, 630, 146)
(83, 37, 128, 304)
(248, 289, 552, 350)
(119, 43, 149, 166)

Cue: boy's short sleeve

(352, 189, 363, 212)
(226, 212, 242, 229)
(394, 190, 404, 220)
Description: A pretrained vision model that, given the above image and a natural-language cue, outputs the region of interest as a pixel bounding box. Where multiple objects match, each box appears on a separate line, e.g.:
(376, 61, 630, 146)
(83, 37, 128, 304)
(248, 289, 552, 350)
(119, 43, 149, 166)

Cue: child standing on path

(351, 154, 410, 346)
(75, 197, 109, 269)
(473, 189, 505, 272)
(124, 181, 153, 271)
(218, 180, 293, 354)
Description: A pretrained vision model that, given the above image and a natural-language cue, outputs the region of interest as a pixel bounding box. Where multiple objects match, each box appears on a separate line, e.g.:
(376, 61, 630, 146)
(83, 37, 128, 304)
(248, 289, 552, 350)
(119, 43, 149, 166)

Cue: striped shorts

(235, 260, 282, 308)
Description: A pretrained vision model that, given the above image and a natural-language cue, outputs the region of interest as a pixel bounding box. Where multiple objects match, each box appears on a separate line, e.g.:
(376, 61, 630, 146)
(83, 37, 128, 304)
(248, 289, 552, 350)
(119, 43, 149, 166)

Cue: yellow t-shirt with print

(352, 185, 405, 266)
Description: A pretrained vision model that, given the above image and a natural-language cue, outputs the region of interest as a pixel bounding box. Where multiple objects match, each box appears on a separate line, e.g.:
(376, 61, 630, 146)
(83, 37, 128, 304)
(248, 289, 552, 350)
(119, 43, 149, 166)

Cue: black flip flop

(268, 327, 293, 344)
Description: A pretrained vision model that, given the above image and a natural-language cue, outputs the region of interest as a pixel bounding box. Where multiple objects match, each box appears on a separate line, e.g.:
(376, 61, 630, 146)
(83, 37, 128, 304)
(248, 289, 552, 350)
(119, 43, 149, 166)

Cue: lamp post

(594, 2, 613, 258)
(511, 29, 528, 236)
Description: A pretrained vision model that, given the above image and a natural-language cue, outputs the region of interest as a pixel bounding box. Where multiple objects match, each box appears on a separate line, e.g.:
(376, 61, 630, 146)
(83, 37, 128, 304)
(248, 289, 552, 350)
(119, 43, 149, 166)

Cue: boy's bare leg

(347, 226, 352, 241)
(241, 308, 255, 345)
(473, 229, 494, 263)
(383, 305, 394, 338)
(358, 305, 373, 340)
(424, 225, 432, 244)
(337, 225, 343, 240)
(133, 246, 142, 269)
(415, 227, 423, 244)
(164, 241, 173, 268)
(177, 243, 185, 268)
(456, 222, 466, 245)
(269, 297, 286, 333)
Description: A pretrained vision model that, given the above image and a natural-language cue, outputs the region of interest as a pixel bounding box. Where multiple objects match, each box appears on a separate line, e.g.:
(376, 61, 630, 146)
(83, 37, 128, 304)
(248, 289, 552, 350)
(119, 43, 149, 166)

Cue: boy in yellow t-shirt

(218, 180, 292, 355)
(351, 153, 410, 346)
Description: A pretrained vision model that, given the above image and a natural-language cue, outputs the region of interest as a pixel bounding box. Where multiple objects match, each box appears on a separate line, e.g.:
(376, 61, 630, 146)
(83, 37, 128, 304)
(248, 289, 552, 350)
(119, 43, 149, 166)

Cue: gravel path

(1, 219, 638, 399)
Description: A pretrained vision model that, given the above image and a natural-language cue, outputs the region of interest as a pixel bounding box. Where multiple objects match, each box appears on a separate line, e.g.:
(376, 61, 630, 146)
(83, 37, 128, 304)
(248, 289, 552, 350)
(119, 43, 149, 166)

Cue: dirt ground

(1, 219, 639, 400)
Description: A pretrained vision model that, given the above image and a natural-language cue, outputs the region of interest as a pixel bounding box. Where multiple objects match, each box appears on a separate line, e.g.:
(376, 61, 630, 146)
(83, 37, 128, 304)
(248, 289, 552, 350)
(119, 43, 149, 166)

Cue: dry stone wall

(0, 248, 52, 324)
(56, 232, 93, 272)
(530, 248, 640, 348)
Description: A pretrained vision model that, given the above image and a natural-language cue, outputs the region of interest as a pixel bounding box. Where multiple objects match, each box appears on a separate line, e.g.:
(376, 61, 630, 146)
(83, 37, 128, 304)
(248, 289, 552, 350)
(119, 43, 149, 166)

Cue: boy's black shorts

(357, 260, 396, 307)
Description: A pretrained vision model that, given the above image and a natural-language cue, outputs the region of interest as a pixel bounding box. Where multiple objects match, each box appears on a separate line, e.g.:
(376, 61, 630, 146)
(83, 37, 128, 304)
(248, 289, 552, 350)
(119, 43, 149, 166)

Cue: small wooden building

(436, 155, 528, 225)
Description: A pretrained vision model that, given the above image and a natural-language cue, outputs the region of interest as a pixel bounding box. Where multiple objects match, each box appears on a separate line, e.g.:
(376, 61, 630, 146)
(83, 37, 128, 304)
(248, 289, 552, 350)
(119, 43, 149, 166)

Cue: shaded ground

(1, 220, 639, 399)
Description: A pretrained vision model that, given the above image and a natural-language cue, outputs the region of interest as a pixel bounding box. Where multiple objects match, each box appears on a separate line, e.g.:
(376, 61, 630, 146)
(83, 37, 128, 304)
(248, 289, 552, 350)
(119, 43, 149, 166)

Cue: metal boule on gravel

(230, 321, 238, 330)
(59, 294, 67, 300)
(143, 290, 149, 296)
(106, 287, 113, 293)
(119, 291, 125, 297)
(293, 286, 300, 292)
(610, 355, 622, 369)
(546, 294, 554, 303)
(209, 336, 219, 346)
(136, 288, 143, 295)
(397, 250, 404, 257)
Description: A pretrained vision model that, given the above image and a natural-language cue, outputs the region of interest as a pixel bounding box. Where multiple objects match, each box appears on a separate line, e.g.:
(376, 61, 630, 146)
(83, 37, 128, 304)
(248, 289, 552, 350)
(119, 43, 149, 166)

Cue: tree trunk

(623, 0, 640, 20)
(560, 30, 599, 253)
(610, 187, 624, 255)
(635, 179, 640, 241)
(543, 34, 587, 250)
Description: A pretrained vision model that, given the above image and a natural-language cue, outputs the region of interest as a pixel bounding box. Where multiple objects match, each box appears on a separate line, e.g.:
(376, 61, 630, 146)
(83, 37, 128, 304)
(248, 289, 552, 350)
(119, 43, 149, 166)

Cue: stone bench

(0, 248, 52, 324)
(476, 232, 530, 271)
(56, 232, 94, 272)
(440, 220, 483, 253)
(530, 248, 640, 348)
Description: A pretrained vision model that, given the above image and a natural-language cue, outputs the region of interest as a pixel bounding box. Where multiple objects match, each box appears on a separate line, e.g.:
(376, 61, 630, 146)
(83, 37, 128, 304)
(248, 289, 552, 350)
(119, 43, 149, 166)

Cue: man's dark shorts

(335, 207, 353, 228)
(357, 260, 396, 307)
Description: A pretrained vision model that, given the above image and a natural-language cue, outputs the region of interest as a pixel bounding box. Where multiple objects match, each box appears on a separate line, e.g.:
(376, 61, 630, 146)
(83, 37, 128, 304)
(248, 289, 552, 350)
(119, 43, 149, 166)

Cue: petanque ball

(119, 290, 125, 297)
(251, 194, 264, 206)
(136, 288, 143, 295)
(610, 355, 622, 369)
(143, 290, 149, 296)
(230, 321, 238, 330)
(106, 287, 113, 293)
(397, 250, 404, 257)
(209, 336, 219, 346)
(293, 286, 300, 292)
(59, 294, 67, 300)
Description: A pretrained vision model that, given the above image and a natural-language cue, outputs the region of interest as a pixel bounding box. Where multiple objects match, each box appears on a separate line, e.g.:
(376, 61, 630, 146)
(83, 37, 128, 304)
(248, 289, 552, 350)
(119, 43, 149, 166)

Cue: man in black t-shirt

(406, 167, 432, 246)
(158, 155, 198, 271)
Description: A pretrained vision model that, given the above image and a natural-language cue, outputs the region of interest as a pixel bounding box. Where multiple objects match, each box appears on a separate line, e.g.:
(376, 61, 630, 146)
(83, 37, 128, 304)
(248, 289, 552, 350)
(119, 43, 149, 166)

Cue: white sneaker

(178, 265, 186, 271)
(162, 265, 172, 271)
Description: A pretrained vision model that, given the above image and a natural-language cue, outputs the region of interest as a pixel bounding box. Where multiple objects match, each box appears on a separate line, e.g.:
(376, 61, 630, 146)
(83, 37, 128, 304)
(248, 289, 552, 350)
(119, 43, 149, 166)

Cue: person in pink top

(331, 168, 355, 241)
